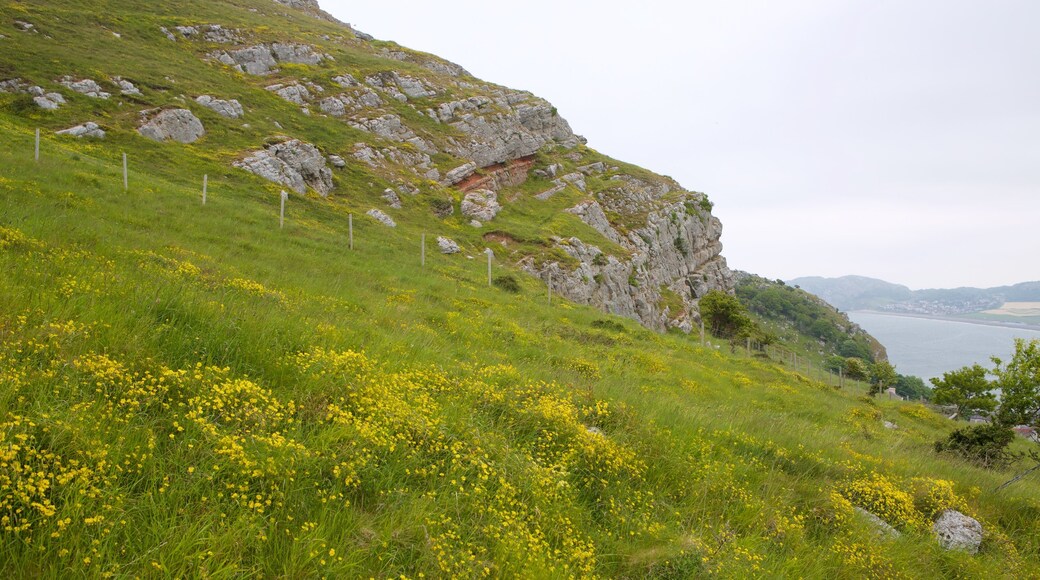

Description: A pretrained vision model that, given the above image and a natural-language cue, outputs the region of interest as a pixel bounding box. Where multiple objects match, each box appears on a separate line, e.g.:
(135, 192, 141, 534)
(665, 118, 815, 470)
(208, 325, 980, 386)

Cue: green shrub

(493, 274, 521, 293)
(934, 423, 1017, 469)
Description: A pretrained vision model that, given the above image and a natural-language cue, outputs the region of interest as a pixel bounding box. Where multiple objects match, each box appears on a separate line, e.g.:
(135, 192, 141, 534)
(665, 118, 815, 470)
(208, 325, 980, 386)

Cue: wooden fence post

(35, 128, 40, 162)
(349, 214, 354, 250)
(202, 174, 208, 204)
(122, 153, 128, 191)
(279, 190, 287, 229)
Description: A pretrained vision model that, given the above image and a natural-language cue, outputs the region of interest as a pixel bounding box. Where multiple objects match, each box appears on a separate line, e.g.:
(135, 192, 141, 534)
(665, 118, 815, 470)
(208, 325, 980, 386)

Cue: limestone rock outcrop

(234, 139, 333, 196)
(138, 109, 205, 143)
(210, 43, 328, 75)
(520, 175, 733, 332)
(426, 91, 583, 167)
(196, 95, 244, 118)
(461, 190, 501, 222)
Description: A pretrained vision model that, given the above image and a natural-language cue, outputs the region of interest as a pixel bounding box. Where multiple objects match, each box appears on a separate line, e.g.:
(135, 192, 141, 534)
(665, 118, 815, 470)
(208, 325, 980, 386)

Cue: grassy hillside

(2, 1, 1039, 578)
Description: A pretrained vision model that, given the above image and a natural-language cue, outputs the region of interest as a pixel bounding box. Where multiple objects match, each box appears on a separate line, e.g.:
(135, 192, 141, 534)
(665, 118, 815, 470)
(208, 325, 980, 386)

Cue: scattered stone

(113, 77, 141, 96)
(443, 162, 477, 185)
(15, 21, 35, 32)
(56, 122, 105, 139)
(560, 172, 587, 192)
(437, 236, 460, 254)
(138, 108, 205, 143)
(332, 74, 358, 87)
(854, 507, 901, 540)
(0, 79, 26, 93)
(578, 161, 606, 174)
(160, 26, 176, 41)
(328, 154, 346, 168)
(177, 24, 239, 43)
(196, 95, 244, 118)
(234, 139, 333, 196)
(883, 420, 898, 430)
(33, 93, 65, 110)
(349, 114, 435, 153)
(585, 426, 604, 436)
(366, 209, 396, 227)
(59, 77, 110, 99)
(469, 220, 482, 228)
(353, 29, 374, 42)
(381, 188, 402, 209)
(461, 189, 501, 222)
(266, 83, 311, 105)
(535, 181, 567, 200)
(933, 510, 983, 554)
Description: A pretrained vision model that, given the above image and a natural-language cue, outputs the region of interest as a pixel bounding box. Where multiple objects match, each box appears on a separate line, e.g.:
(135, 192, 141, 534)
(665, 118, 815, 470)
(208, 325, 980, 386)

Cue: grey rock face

(521, 177, 733, 332)
(933, 510, 983, 554)
(461, 189, 501, 222)
(854, 507, 901, 540)
(332, 74, 358, 87)
(366, 209, 396, 227)
(349, 114, 435, 153)
(138, 109, 205, 143)
(560, 172, 587, 192)
(431, 91, 581, 166)
(365, 71, 437, 101)
(196, 95, 244, 118)
(0, 79, 26, 92)
(56, 122, 105, 139)
(234, 139, 333, 196)
(534, 181, 567, 201)
(437, 236, 461, 254)
(210, 43, 327, 75)
(351, 143, 437, 179)
(319, 89, 382, 116)
(378, 48, 469, 77)
(59, 77, 110, 99)
(443, 162, 477, 185)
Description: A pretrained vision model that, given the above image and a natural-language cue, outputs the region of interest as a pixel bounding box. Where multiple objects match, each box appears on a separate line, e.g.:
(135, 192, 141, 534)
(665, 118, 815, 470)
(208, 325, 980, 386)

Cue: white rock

(60, 77, 110, 99)
(138, 109, 205, 143)
(328, 155, 346, 168)
(234, 139, 333, 196)
(56, 122, 105, 138)
(114, 77, 140, 95)
(437, 236, 460, 254)
(366, 209, 396, 227)
(933, 510, 983, 554)
(196, 95, 244, 118)
(461, 189, 501, 222)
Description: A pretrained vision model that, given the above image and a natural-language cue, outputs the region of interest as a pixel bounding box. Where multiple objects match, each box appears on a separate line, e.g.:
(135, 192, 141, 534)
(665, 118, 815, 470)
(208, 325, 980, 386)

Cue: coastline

(850, 310, 1040, 332)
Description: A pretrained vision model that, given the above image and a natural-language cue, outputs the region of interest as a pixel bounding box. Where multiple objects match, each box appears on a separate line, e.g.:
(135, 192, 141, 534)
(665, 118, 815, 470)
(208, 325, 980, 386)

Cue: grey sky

(322, 0, 1039, 289)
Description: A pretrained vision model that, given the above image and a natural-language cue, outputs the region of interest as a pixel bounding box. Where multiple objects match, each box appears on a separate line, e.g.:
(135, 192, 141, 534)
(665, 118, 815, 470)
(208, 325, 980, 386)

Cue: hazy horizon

(323, 0, 1040, 290)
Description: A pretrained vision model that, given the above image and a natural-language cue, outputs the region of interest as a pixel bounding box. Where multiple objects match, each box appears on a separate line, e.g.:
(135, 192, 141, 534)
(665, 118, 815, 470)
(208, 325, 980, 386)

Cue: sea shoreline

(851, 310, 1040, 332)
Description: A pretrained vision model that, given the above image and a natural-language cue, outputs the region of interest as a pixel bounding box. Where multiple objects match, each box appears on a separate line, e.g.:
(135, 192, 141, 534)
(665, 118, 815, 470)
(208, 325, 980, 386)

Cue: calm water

(847, 311, 1040, 382)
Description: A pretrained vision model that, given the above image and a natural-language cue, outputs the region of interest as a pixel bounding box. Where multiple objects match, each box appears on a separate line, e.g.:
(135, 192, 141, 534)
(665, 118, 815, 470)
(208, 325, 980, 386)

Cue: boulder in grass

(366, 209, 396, 227)
(138, 109, 205, 143)
(933, 509, 983, 554)
(437, 236, 460, 254)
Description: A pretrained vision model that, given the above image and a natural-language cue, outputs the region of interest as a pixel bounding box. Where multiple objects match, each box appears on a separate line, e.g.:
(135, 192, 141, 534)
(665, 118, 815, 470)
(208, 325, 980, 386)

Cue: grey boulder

(138, 109, 205, 143)
(196, 95, 244, 118)
(437, 236, 461, 254)
(933, 509, 983, 554)
(234, 139, 333, 196)
(56, 122, 105, 139)
(461, 189, 501, 222)
(366, 209, 396, 227)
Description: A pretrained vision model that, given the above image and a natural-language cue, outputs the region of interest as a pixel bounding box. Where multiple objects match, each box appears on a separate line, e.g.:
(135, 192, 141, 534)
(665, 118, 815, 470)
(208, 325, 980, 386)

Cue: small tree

(930, 364, 997, 420)
(843, 357, 869, 381)
(698, 290, 753, 340)
(992, 338, 1040, 429)
(868, 360, 898, 396)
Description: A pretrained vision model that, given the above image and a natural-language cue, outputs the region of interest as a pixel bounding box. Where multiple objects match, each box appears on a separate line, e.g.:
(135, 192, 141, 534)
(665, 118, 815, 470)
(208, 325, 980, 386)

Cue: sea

(847, 311, 1040, 382)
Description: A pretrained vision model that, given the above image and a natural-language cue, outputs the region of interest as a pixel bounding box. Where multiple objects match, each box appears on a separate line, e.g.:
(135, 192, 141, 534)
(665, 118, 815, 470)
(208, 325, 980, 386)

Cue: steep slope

(1, 1, 1038, 578)
(0, 0, 730, 333)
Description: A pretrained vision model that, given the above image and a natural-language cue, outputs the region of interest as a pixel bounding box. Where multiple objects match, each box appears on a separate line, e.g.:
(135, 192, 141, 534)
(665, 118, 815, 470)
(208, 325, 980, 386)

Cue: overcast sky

(322, 0, 1039, 290)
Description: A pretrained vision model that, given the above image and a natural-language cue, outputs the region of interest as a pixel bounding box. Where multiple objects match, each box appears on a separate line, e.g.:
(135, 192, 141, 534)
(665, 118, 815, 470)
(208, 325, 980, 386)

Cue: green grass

(1, 1, 1039, 578)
